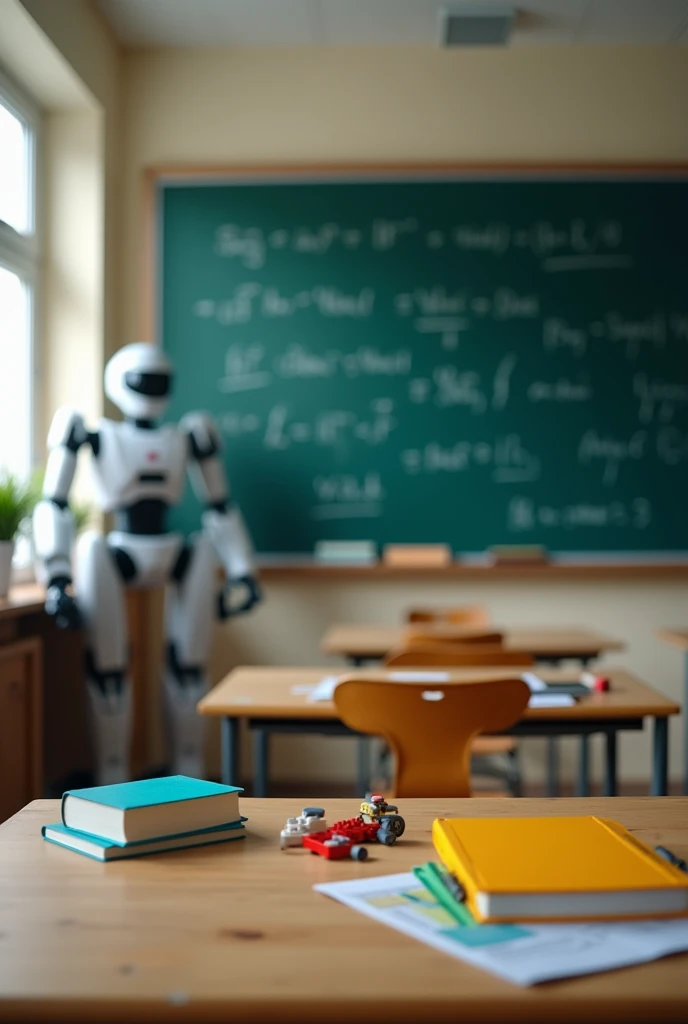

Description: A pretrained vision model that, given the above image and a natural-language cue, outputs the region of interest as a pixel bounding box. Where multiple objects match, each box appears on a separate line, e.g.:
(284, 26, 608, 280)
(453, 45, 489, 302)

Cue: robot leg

(164, 533, 216, 778)
(75, 531, 132, 786)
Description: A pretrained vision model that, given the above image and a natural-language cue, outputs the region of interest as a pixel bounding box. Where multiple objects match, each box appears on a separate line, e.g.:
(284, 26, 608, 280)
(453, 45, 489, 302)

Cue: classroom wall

(119, 44, 688, 788)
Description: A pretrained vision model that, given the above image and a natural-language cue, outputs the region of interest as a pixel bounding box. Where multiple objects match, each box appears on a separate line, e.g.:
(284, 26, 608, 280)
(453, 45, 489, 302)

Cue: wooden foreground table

(1, 797, 688, 1022)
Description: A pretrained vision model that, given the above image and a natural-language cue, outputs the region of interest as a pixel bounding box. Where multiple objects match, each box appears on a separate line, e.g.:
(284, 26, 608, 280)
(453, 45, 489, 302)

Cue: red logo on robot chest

(146, 451, 160, 462)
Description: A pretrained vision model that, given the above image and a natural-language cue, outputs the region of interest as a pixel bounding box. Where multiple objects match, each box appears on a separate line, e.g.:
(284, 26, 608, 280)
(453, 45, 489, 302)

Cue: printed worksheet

(315, 872, 688, 986)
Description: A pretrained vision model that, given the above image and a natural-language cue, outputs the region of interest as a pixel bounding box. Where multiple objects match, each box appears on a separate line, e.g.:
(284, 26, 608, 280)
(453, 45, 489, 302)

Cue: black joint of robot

(64, 423, 84, 453)
(188, 431, 220, 463)
(45, 577, 82, 631)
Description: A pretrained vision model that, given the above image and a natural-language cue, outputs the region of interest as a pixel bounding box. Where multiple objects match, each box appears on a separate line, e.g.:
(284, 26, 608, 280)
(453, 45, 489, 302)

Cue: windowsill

(0, 580, 44, 619)
(11, 563, 36, 585)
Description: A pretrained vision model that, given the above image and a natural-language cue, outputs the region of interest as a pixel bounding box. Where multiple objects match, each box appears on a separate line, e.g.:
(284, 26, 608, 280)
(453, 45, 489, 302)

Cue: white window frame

(0, 66, 43, 579)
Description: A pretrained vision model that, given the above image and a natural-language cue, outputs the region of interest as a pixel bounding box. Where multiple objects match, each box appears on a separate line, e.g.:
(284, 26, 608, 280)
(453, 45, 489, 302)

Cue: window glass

(0, 101, 31, 234)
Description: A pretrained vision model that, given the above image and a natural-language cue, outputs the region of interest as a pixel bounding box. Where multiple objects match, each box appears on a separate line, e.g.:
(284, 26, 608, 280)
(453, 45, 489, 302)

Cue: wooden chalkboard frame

(143, 162, 688, 577)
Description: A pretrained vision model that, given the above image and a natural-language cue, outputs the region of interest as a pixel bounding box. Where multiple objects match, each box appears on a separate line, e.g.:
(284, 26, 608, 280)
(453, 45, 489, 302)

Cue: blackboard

(153, 167, 688, 557)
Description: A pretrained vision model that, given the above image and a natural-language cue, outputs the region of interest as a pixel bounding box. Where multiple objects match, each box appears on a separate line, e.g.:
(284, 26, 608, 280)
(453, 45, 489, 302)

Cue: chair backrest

(402, 629, 504, 648)
(384, 645, 534, 668)
(333, 676, 531, 797)
(406, 605, 490, 627)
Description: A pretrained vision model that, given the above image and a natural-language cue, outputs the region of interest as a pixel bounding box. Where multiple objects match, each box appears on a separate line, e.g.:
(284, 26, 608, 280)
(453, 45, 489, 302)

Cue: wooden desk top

(0, 582, 44, 621)
(3, 797, 688, 1022)
(658, 629, 688, 652)
(198, 666, 680, 721)
(321, 624, 625, 660)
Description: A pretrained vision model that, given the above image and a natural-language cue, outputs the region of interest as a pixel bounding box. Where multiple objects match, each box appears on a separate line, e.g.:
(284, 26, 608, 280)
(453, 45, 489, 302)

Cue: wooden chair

(402, 628, 504, 648)
(383, 644, 534, 794)
(406, 605, 490, 627)
(333, 675, 530, 797)
(384, 645, 534, 668)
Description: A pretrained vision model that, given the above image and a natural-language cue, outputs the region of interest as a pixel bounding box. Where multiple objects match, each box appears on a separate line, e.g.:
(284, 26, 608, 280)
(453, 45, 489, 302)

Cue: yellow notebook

(432, 816, 688, 923)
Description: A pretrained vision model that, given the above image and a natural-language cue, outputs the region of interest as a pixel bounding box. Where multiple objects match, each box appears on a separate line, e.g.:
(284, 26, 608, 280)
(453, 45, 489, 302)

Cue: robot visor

(124, 371, 172, 397)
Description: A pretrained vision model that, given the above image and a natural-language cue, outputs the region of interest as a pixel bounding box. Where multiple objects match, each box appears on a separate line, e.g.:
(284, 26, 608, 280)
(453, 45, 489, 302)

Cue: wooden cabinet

(0, 636, 42, 823)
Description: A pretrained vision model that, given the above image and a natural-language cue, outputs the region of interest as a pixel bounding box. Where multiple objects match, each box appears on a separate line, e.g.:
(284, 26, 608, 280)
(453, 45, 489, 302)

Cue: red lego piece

(302, 832, 369, 860)
(302, 813, 402, 860)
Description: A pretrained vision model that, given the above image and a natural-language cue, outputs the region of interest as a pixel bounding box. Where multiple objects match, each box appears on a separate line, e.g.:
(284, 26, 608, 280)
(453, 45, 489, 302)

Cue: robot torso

(90, 419, 187, 517)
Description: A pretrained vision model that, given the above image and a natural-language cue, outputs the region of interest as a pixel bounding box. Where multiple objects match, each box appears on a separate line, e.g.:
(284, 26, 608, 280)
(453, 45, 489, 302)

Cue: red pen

(581, 672, 610, 692)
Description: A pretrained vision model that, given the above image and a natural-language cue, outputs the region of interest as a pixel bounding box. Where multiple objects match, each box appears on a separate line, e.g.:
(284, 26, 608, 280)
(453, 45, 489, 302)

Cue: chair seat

(471, 736, 517, 755)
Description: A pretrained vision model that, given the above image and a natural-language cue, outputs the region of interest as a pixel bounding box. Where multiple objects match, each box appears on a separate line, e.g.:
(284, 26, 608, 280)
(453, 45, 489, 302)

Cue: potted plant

(0, 471, 37, 599)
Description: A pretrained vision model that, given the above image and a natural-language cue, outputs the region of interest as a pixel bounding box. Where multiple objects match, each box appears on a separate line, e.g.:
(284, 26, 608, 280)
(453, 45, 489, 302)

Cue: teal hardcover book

(42, 820, 246, 862)
(61, 775, 243, 845)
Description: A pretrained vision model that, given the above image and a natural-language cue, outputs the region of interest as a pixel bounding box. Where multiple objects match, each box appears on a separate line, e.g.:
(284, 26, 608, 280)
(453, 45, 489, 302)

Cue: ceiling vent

(439, 5, 514, 47)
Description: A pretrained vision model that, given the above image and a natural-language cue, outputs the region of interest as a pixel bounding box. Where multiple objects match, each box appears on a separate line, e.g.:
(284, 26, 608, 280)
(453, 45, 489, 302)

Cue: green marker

(412, 862, 475, 927)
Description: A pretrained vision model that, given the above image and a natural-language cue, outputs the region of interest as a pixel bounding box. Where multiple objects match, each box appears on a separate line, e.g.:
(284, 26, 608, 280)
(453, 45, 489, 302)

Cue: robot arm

(33, 408, 89, 628)
(181, 413, 261, 617)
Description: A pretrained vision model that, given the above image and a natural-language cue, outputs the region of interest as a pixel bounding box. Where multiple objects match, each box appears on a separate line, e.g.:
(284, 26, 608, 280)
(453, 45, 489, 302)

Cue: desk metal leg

(357, 738, 370, 796)
(221, 717, 240, 787)
(577, 736, 590, 797)
(603, 731, 618, 796)
(546, 738, 559, 797)
(652, 717, 669, 797)
(254, 729, 269, 797)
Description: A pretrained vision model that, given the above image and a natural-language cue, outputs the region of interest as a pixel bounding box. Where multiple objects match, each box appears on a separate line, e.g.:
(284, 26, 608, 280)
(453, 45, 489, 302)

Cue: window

(0, 70, 41, 567)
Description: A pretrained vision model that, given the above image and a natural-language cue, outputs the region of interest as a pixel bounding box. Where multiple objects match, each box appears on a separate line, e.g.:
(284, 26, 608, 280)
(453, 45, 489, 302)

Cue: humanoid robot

(33, 342, 261, 785)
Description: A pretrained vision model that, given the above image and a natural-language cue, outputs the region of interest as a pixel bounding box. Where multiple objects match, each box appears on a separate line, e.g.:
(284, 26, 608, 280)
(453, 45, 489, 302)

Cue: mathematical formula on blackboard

(160, 176, 688, 553)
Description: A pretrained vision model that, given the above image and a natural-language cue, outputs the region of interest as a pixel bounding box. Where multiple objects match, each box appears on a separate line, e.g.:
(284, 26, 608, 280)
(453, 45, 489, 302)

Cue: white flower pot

(0, 540, 14, 599)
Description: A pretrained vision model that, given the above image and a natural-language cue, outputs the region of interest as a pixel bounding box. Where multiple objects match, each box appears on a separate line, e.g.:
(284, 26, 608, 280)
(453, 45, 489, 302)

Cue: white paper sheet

(307, 670, 453, 701)
(528, 692, 576, 708)
(315, 872, 688, 987)
(307, 676, 340, 701)
(388, 671, 451, 682)
(521, 671, 547, 692)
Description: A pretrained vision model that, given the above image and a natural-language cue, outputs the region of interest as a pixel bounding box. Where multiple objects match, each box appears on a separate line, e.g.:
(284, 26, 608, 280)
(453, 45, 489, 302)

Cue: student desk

(320, 624, 625, 665)
(657, 629, 688, 794)
(320, 625, 625, 794)
(198, 667, 679, 798)
(3, 796, 687, 1023)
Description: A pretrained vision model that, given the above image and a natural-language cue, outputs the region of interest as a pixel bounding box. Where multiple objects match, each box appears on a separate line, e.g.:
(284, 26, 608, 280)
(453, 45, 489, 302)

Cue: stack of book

(42, 775, 245, 861)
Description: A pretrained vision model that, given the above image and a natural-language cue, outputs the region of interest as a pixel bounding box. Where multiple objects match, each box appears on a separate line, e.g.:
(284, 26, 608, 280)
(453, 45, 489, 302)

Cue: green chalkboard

(156, 169, 688, 556)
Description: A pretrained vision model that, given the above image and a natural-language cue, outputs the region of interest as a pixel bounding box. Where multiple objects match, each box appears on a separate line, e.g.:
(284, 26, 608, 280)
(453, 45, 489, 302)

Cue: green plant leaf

(0, 471, 38, 542)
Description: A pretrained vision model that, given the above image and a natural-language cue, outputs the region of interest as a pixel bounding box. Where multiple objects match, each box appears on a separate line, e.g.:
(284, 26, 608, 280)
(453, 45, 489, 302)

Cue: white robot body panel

(181, 412, 228, 505)
(44, 408, 87, 501)
(90, 419, 187, 513)
(76, 532, 128, 672)
(107, 531, 185, 588)
(203, 507, 255, 580)
(164, 533, 216, 666)
(33, 500, 76, 580)
(46, 407, 88, 451)
(75, 531, 132, 785)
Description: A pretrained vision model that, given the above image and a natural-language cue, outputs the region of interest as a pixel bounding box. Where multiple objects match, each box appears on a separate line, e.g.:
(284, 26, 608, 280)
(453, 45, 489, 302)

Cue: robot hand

(45, 577, 82, 630)
(217, 574, 262, 620)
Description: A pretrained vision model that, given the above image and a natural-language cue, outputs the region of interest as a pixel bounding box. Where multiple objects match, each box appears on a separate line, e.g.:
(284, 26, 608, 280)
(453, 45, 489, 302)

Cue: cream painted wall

(119, 44, 688, 788)
(42, 109, 103, 500)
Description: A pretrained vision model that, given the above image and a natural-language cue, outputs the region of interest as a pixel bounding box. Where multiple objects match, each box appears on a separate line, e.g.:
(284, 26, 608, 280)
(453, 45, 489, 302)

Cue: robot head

(105, 343, 173, 421)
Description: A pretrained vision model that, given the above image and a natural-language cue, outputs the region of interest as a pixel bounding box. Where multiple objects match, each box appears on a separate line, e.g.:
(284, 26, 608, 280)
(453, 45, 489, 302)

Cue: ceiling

(96, 0, 688, 48)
